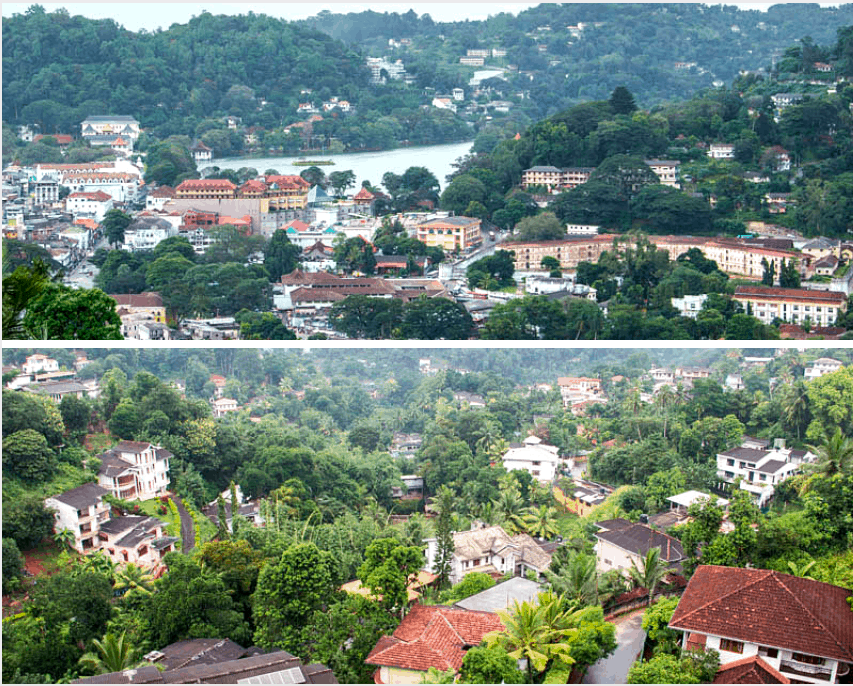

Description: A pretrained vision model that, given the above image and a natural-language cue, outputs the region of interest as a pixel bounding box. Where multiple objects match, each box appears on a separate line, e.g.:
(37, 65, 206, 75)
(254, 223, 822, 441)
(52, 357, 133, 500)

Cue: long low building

(507, 234, 803, 281)
(733, 285, 847, 327)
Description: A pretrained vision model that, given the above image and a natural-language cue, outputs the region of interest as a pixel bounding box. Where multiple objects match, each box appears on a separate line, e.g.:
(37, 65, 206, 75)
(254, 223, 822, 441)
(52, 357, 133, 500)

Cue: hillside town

(4, 107, 853, 340)
(3, 347, 852, 684)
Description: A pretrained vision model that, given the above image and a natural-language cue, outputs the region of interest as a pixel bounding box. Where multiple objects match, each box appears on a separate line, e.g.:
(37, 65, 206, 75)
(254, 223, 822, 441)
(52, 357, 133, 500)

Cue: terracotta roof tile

(366, 605, 504, 673)
(712, 655, 791, 684)
(669, 565, 853, 663)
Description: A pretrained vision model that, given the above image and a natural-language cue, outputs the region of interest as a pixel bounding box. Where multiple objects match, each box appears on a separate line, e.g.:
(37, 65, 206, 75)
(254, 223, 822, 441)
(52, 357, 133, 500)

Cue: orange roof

(353, 187, 375, 201)
(712, 655, 790, 684)
(365, 604, 503, 673)
(176, 179, 237, 191)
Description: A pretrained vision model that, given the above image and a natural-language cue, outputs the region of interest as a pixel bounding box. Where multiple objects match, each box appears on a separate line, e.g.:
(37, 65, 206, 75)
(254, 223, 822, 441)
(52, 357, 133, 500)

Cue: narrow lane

(171, 494, 195, 554)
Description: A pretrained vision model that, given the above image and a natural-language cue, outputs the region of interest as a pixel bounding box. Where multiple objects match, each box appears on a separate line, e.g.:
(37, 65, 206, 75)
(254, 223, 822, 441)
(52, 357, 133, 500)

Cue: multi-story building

(644, 159, 681, 188)
(414, 216, 482, 252)
(65, 190, 114, 222)
(98, 515, 176, 566)
(804, 357, 843, 381)
(521, 165, 565, 190)
(716, 437, 814, 506)
(96, 441, 172, 501)
(44, 483, 111, 553)
(501, 435, 563, 483)
(733, 286, 847, 327)
(671, 294, 708, 318)
(22, 353, 59, 375)
(175, 179, 238, 200)
(80, 115, 141, 142)
(708, 143, 736, 159)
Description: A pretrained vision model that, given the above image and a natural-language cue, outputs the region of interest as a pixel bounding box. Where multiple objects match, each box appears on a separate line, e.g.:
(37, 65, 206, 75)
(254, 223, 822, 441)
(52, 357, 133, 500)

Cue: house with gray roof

(44, 483, 111, 553)
(594, 521, 685, 576)
(98, 515, 177, 567)
(96, 441, 172, 501)
(423, 524, 554, 585)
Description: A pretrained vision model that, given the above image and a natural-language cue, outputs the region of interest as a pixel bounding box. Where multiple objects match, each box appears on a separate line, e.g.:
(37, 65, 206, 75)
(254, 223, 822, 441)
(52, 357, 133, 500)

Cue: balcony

(779, 659, 833, 681)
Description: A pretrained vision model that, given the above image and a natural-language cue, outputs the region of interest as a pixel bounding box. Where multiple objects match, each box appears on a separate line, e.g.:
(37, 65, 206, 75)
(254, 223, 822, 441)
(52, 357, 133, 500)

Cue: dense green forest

(5, 3, 853, 157)
(3, 347, 853, 682)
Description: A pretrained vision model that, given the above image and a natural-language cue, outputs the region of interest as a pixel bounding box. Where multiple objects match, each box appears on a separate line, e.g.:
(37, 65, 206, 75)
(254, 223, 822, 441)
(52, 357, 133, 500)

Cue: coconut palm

(485, 595, 578, 683)
(780, 380, 811, 441)
(628, 547, 671, 607)
(78, 631, 145, 675)
(492, 488, 525, 533)
(114, 563, 154, 595)
(521, 504, 559, 540)
(806, 428, 853, 480)
(545, 551, 598, 607)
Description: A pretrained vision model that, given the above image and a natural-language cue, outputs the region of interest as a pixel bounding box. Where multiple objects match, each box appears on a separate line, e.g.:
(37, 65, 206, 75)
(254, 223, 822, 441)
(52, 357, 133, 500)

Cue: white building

(671, 294, 708, 319)
(44, 483, 111, 553)
(212, 397, 239, 418)
(22, 353, 59, 375)
(708, 143, 736, 159)
(423, 525, 553, 585)
(65, 190, 114, 222)
(716, 438, 815, 506)
(502, 435, 563, 483)
(804, 357, 843, 381)
(644, 159, 681, 188)
(122, 216, 179, 252)
(96, 441, 172, 501)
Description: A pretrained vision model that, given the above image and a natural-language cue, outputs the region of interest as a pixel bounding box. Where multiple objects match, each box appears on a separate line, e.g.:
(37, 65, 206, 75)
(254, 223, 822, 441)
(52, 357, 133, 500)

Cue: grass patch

(2, 463, 93, 502)
(136, 498, 182, 547)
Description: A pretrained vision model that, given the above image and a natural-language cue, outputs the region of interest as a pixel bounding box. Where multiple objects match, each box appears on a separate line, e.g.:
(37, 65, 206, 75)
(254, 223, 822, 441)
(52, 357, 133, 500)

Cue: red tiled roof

(150, 186, 176, 198)
(284, 220, 311, 233)
(669, 565, 853, 663)
(176, 179, 237, 191)
(110, 292, 164, 309)
(365, 605, 504, 673)
(353, 187, 375, 201)
(281, 270, 342, 286)
(68, 190, 113, 202)
(266, 175, 311, 188)
(34, 134, 74, 145)
(240, 180, 267, 193)
(733, 286, 846, 305)
(712, 655, 790, 684)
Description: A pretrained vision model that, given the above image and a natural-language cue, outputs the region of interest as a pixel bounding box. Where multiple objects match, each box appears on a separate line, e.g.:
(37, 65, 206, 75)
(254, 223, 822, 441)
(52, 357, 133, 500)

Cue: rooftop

(48, 482, 108, 510)
(669, 565, 853, 663)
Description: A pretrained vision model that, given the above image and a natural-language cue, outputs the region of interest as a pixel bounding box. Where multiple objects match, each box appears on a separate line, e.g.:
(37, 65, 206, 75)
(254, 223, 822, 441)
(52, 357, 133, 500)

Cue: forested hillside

(5, 3, 853, 145)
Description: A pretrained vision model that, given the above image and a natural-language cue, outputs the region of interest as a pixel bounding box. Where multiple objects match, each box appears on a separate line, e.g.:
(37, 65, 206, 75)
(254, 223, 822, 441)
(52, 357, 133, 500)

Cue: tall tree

(609, 86, 638, 115)
(78, 632, 144, 675)
(433, 486, 456, 590)
(263, 229, 300, 281)
(101, 209, 132, 249)
(628, 547, 671, 607)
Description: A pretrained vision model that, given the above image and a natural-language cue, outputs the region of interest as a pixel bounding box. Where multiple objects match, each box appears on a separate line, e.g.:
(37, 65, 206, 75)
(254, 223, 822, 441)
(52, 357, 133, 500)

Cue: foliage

(101, 209, 132, 248)
(2, 258, 54, 339)
(2, 496, 56, 549)
(357, 537, 423, 612)
(2, 538, 24, 594)
(439, 572, 496, 606)
(397, 297, 474, 340)
(641, 597, 681, 654)
(460, 644, 524, 684)
(253, 542, 338, 652)
(466, 250, 516, 290)
(263, 229, 301, 281)
(78, 631, 144, 676)
(513, 212, 566, 241)
(3, 429, 56, 482)
(148, 552, 251, 647)
(22, 284, 122, 339)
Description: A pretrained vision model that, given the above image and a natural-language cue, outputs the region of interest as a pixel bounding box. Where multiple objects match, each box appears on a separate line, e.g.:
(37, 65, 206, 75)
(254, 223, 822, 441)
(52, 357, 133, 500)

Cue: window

(760, 647, 778, 658)
(727, 459, 735, 466)
(719, 639, 744, 654)
(791, 653, 824, 666)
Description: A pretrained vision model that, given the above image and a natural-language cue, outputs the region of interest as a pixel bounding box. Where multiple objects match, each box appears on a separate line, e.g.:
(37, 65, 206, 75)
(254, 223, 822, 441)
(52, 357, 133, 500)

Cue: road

(171, 494, 196, 554)
(582, 610, 646, 685)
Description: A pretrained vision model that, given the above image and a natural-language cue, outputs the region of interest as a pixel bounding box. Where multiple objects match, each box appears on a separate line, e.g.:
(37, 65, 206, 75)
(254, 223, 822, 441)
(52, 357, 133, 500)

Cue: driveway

(171, 494, 196, 554)
(582, 610, 646, 684)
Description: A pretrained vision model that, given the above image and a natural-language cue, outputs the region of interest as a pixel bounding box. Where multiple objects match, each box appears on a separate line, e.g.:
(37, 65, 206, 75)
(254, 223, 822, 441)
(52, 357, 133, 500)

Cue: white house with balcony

(804, 357, 843, 381)
(716, 437, 814, 506)
(22, 354, 59, 375)
(96, 441, 171, 501)
(45, 483, 111, 553)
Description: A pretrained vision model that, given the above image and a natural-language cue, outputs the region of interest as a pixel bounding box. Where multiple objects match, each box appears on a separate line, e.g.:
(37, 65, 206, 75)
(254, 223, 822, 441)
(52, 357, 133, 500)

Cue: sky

(1, 2, 845, 31)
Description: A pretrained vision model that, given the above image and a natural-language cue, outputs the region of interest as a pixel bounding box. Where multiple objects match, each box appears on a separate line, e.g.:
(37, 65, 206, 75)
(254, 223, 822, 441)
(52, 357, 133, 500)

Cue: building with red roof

(733, 285, 847, 328)
(712, 655, 791, 684)
(365, 604, 504, 683)
(669, 565, 853, 684)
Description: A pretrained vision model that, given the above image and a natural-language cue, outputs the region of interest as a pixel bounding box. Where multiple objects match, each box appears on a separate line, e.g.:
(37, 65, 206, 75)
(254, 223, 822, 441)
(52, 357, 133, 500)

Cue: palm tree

(628, 547, 671, 607)
(492, 488, 525, 533)
(78, 631, 144, 675)
(77, 551, 118, 581)
(781, 381, 811, 441)
(806, 428, 853, 480)
(545, 552, 599, 607)
(521, 504, 559, 540)
(485, 594, 578, 683)
(114, 563, 154, 595)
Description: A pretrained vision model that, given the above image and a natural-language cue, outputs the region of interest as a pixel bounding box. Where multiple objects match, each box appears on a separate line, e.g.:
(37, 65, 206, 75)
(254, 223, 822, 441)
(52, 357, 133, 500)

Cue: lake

(209, 141, 473, 192)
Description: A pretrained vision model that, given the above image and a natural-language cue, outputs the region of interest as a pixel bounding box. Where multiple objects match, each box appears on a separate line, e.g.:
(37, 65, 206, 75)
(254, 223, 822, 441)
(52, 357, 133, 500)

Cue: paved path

(171, 494, 195, 553)
(583, 610, 646, 684)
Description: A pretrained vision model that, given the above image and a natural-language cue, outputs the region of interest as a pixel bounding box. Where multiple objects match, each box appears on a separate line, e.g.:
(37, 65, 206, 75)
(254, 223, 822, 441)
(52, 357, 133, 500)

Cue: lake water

(209, 140, 473, 192)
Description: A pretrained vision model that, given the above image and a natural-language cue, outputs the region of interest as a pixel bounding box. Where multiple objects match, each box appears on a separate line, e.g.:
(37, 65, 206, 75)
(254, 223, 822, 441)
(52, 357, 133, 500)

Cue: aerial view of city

(3, 2, 853, 340)
(1, 346, 852, 683)
(2, 2, 853, 685)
